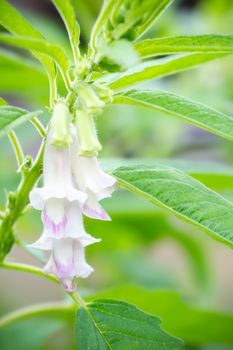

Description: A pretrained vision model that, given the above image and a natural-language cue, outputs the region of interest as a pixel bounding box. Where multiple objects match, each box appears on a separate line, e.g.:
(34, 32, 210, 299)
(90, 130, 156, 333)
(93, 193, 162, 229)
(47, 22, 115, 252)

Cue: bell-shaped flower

(30, 131, 87, 237)
(31, 203, 100, 248)
(71, 129, 117, 221)
(43, 238, 94, 291)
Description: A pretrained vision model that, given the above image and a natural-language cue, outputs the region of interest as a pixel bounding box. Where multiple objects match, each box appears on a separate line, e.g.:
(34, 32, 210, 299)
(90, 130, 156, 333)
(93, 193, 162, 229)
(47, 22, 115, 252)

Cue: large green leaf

(0, 34, 69, 85)
(76, 299, 182, 350)
(113, 164, 233, 247)
(89, 287, 233, 345)
(89, 0, 173, 52)
(113, 89, 233, 141)
(51, 0, 80, 61)
(102, 158, 233, 191)
(0, 0, 56, 93)
(0, 106, 41, 138)
(107, 53, 226, 90)
(135, 35, 233, 58)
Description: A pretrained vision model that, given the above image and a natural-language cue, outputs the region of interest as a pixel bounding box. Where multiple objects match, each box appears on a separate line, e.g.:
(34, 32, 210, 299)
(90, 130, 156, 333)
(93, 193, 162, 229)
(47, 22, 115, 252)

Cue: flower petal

(43, 238, 94, 290)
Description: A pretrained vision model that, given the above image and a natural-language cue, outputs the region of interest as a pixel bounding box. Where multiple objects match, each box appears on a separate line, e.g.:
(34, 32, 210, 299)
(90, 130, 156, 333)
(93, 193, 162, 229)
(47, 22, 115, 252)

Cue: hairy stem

(0, 140, 44, 261)
(0, 261, 59, 284)
(30, 117, 46, 137)
(0, 260, 87, 308)
(8, 130, 24, 171)
(0, 302, 74, 328)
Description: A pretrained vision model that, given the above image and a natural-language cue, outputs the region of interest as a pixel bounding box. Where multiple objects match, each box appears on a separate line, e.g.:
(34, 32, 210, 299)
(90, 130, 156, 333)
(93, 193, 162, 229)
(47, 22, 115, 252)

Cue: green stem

(0, 140, 44, 260)
(0, 302, 74, 328)
(0, 261, 59, 284)
(49, 74, 58, 108)
(8, 130, 24, 171)
(30, 117, 46, 137)
(68, 290, 86, 308)
(0, 260, 87, 308)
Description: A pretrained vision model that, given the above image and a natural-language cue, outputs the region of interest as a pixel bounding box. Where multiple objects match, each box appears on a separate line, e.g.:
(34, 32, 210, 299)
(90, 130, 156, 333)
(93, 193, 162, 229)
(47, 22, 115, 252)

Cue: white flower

(43, 238, 94, 291)
(71, 130, 116, 221)
(30, 131, 87, 237)
(29, 100, 116, 291)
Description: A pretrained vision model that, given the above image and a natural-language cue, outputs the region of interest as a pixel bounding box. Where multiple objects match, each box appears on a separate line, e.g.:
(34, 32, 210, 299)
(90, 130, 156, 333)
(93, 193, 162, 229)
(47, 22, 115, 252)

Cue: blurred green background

(0, 0, 233, 349)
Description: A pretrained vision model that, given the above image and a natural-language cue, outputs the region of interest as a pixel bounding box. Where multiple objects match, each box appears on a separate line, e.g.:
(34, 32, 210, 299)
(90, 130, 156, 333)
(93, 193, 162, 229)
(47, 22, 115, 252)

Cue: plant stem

(68, 290, 87, 308)
(49, 75, 58, 108)
(0, 260, 87, 308)
(30, 117, 46, 137)
(8, 130, 24, 170)
(0, 140, 44, 261)
(0, 261, 59, 284)
(0, 302, 74, 328)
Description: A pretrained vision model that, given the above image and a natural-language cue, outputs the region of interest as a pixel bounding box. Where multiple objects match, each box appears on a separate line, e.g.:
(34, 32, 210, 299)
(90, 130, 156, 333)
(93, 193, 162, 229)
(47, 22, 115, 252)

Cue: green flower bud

(75, 109, 102, 157)
(78, 83, 105, 116)
(93, 83, 113, 105)
(75, 57, 89, 80)
(50, 101, 72, 148)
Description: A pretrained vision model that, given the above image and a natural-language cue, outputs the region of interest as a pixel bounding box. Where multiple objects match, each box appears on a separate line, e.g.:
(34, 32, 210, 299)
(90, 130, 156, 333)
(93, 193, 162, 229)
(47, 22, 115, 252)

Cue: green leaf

(76, 299, 182, 350)
(0, 106, 41, 138)
(90, 0, 174, 52)
(135, 35, 233, 58)
(51, 0, 80, 61)
(113, 89, 233, 141)
(0, 0, 56, 98)
(0, 98, 7, 106)
(113, 164, 233, 247)
(0, 0, 44, 38)
(89, 287, 233, 345)
(102, 158, 233, 191)
(0, 34, 69, 86)
(0, 49, 49, 103)
(107, 53, 227, 90)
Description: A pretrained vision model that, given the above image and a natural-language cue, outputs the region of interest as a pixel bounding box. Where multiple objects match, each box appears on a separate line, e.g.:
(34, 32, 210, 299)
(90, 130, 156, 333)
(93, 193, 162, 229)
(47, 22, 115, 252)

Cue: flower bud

(93, 83, 113, 105)
(50, 101, 72, 148)
(77, 83, 105, 116)
(75, 109, 102, 157)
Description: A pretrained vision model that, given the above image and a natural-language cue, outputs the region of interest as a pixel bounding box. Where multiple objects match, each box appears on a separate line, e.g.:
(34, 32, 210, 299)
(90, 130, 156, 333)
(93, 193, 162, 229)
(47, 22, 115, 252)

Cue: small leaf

(90, 0, 174, 52)
(76, 299, 182, 350)
(107, 53, 227, 90)
(135, 35, 233, 58)
(114, 89, 233, 141)
(51, 0, 80, 61)
(0, 34, 69, 82)
(0, 106, 41, 138)
(113, 164, 233, 247)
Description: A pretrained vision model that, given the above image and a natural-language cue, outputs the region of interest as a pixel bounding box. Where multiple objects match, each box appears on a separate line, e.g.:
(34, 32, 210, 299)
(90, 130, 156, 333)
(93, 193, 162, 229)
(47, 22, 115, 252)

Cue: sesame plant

(0, 0, 233, 349)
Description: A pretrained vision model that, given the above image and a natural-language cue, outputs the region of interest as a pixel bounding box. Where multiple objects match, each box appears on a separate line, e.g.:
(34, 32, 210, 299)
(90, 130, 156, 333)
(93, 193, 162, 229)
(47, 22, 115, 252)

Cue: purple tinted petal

(42, 210, 68, 237)
(83, 202, 111, 221)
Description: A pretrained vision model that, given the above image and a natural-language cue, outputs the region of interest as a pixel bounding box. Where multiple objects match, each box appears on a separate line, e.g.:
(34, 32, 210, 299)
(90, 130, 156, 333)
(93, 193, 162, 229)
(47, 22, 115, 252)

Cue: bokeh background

(0, 0, 233, 349)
